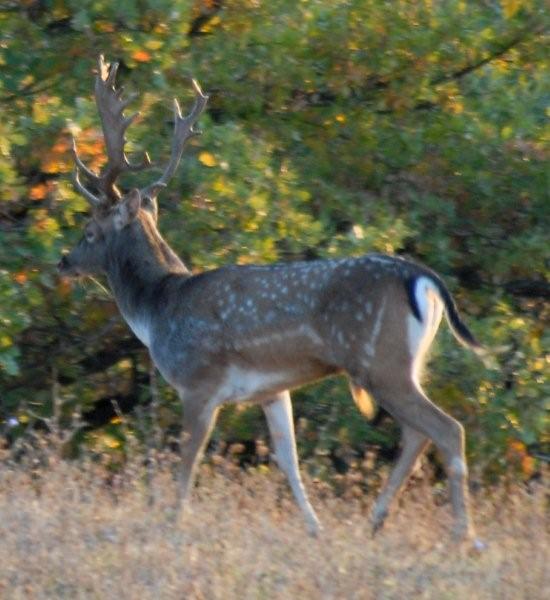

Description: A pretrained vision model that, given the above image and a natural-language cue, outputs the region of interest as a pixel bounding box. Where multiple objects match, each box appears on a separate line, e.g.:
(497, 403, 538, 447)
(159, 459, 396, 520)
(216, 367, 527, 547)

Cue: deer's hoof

(451, 522, 475, 544)
(471, 538, 488, 553)
(166, 507, 179, 524)
(306, 518, 322, 538)
(371, 509, 388, 536)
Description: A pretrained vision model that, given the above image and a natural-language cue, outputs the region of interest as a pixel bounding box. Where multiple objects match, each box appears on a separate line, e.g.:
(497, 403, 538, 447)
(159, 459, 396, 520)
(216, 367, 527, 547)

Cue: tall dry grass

(0, 452, 547, 600)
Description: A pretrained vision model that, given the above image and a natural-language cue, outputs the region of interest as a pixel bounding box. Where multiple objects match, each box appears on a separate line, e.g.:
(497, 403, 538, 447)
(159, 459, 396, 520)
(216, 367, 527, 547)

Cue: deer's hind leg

(371, 424, 430, 534)
(263, 391, 321, 536)
(370, 380, 475, 541)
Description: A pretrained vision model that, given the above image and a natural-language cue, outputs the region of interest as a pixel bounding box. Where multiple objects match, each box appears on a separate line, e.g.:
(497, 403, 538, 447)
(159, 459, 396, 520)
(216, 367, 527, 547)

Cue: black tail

(406, 273, 483, 352)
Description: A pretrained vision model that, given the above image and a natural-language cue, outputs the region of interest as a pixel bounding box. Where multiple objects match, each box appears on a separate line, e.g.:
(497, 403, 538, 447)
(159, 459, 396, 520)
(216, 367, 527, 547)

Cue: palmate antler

(73, 55, 209, 209)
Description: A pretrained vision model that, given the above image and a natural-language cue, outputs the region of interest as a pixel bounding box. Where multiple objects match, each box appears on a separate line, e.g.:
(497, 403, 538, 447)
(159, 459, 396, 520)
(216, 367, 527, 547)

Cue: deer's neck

(105, 219, 189, 342)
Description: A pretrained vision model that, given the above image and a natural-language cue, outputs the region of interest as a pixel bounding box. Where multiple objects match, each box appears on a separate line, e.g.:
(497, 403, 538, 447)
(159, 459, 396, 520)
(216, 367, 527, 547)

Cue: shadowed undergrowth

(0, 458, 547, 600)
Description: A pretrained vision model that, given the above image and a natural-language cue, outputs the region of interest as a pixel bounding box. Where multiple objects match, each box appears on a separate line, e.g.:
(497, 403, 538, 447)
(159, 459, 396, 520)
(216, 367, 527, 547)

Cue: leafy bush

(0, 0, 547, 480)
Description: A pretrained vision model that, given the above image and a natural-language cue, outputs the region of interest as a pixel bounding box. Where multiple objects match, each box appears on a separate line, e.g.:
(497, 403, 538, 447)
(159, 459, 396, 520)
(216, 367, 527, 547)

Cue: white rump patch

(407, 277, 443, 382)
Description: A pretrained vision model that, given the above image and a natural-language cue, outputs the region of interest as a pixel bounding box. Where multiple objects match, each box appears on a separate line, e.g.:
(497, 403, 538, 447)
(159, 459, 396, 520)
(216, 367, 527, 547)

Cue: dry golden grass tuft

(0, 457, 547, 600)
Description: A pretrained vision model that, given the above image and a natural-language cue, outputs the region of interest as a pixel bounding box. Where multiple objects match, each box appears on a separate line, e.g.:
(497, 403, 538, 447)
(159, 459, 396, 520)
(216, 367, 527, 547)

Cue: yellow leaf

(145, 39, 164, 50)
(450, 99, 464, 114)
(0, 335, 12, 348)
(213, 176, 232, 194)
(248, 193, 267, 212)
(199, 151, 217, 167)
(33, 216, 59, 234)
(103, 435, 121, 449)
(33, 101, 49, 124)
(21, 74, 34, 87)
(501, 126, 513, 139)
(501, 0, 521, 19)
(199, 15, 221, 33)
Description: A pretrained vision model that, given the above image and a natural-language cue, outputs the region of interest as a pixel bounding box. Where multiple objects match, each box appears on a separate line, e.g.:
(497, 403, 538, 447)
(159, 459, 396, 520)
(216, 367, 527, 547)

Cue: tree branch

(432, 24, 547, 86)
(503, 278, 550, 300)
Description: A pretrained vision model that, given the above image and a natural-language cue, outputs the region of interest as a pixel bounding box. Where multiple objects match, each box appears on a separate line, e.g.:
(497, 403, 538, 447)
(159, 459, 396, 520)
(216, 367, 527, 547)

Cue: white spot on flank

(364, 298, 386, 357)
(302, 324, 323, 346)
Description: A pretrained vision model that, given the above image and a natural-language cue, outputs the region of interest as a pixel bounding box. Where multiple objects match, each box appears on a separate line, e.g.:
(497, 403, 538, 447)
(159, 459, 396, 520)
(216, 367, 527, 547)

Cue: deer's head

(58, 55, 208, 277)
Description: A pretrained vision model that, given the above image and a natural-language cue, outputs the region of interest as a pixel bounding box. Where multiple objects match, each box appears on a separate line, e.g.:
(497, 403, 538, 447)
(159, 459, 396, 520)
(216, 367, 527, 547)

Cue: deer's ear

(116, 189, 141, 229)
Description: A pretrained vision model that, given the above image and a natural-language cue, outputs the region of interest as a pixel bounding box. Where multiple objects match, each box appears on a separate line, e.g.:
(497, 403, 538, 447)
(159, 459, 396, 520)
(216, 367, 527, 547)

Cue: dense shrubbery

(0, 1, 547, 479)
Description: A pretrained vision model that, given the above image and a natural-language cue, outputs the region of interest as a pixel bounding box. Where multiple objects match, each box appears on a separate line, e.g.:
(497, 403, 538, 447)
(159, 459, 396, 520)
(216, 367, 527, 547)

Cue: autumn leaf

(132, 49, 152, 63)
(95, 20, 115, 33)
(56, 278, 72, 299)
(501, 0, 522, 19)
(198, 151, 217, 167)
(29, 183, 49, 201)
(13, 271, 28, 285)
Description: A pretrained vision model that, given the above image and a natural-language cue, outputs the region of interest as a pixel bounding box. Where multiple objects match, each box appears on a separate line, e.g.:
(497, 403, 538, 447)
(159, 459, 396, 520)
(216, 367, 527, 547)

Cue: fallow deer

(58, 56, 487, 546)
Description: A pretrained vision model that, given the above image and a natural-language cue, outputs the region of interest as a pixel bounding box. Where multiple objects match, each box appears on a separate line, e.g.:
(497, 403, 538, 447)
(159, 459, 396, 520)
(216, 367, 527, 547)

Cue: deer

(58, 56, 488, 548)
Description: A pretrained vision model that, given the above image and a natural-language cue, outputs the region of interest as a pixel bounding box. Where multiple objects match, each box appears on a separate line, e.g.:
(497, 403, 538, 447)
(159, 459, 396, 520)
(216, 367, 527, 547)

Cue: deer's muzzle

(57, 253, 77, 276)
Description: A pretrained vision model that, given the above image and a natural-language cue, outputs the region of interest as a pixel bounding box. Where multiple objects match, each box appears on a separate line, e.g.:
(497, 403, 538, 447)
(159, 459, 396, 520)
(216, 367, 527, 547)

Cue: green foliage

(0, 0, 548, 479)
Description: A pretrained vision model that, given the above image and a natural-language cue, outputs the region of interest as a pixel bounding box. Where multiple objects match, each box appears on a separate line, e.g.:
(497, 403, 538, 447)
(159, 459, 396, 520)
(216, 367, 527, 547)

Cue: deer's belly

(216, 360, 337, 404)
(217, 365, 292, 402)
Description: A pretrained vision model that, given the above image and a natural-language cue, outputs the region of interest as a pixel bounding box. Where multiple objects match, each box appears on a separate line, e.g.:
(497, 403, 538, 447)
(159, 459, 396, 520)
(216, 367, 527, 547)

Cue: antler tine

(92, 55, 151, 204)
(70, 136, 103, 208)
(73, 168, 102, 207)
(71, 137, 100, 185)
(71, 57, 207, 210)
(141, 78, 209, 200)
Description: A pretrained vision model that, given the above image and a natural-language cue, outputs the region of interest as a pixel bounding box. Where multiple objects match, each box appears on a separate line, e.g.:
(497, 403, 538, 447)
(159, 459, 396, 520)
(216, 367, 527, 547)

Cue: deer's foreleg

(176, 392, 219, 512)
(263, 391, 321, 536)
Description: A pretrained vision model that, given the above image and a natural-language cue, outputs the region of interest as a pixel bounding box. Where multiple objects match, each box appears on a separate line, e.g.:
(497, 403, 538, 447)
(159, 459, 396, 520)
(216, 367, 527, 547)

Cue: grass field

(0, 456, 547, 600)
